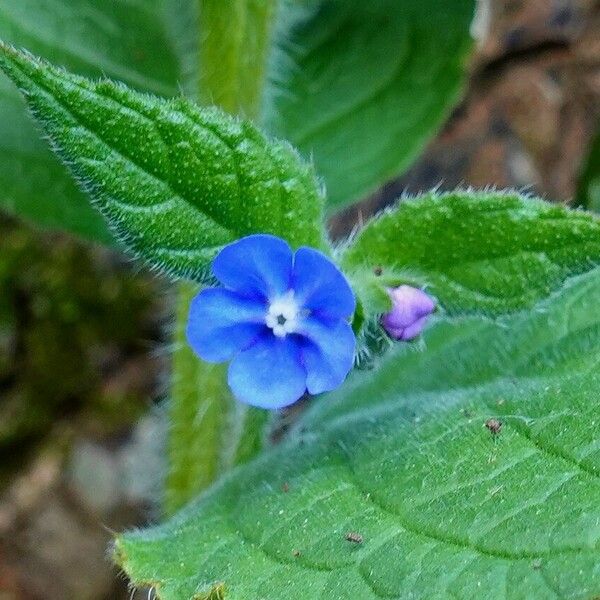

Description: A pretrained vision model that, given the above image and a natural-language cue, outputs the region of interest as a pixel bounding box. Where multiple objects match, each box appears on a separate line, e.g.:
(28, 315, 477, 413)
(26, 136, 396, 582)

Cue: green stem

(197, 0, 277, 116)
(165, 0, 278, 515)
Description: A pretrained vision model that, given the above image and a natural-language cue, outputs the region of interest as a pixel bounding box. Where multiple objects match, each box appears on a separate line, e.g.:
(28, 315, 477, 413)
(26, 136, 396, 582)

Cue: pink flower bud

(381, 285, 435, 341)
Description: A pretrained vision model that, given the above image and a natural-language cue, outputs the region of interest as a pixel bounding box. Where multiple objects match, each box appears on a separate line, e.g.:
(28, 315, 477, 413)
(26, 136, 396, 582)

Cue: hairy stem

(197, 0, 277, 116)
(166, 0, 277, 515)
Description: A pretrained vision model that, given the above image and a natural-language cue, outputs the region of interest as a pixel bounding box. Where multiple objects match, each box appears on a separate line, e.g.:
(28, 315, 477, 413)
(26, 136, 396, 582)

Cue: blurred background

(0, 1, 598, 598)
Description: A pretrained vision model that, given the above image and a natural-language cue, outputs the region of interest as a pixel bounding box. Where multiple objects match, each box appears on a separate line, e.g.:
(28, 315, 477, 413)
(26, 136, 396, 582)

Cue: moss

(0, 216, 162, 463)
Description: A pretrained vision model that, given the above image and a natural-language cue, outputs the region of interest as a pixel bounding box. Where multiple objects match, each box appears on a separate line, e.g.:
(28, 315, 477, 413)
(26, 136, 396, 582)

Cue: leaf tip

(0, 40, 40, 85)
(112, 535, 165, 597)
(0, 39, 16, 71)
(111, 534, 128, 568)
(0, 38, 13, 54)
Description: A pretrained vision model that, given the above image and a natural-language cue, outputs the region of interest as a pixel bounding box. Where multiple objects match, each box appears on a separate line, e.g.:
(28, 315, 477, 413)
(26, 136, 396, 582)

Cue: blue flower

(186, 235, 356, 409)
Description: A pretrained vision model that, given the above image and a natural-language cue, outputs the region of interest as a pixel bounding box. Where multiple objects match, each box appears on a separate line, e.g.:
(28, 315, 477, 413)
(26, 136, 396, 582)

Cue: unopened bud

(381, 285, 435, 341)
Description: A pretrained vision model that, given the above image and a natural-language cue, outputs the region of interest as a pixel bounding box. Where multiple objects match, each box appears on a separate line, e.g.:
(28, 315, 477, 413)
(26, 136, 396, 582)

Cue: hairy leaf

(0, 44, 326, 281)
(342, 191, 600, 315)
(0, 0, 182, 242)
(116, 267, 600, 599)
(264, 0, 475, 210)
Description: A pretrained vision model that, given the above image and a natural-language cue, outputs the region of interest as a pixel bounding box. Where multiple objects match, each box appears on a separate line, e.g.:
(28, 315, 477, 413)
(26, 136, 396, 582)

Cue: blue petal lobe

(213, 234, 293, 299)
(293, 247, 355, 319)
(297, 316, 355, 395)
(187, 288, 267, 362)
(228, 335, 306, 409)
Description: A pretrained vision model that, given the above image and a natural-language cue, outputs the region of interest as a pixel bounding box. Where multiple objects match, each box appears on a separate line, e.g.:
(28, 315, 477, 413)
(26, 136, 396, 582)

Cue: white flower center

(265, 291, 300, 338)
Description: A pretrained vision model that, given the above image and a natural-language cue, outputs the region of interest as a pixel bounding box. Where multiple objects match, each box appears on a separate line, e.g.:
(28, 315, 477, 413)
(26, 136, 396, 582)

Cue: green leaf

(342, 191, 600, 316)
(115, 266, 600, 599)
(166, 282, 270, 515)
(264, 0, 475, 211)
(0, 44, 327, 281)
(0, 0, 182, 242)
(576, 130, 600, 212)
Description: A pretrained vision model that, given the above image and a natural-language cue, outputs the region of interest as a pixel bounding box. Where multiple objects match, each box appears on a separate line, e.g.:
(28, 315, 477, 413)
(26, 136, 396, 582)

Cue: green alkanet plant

(1, 1, 600, 598)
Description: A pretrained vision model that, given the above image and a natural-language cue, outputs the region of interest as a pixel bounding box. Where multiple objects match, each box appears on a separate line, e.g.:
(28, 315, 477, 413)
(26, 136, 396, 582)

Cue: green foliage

(3, 6, 598, 599)
(343, 191, 600, 316)
(0, 0, 181, 242)
(265, 0, 475, 210)
(0, 0, 477, 234)
(116, 266, 600, 599)
(576, 130, 600, 212)
(0, 44, 327, 282)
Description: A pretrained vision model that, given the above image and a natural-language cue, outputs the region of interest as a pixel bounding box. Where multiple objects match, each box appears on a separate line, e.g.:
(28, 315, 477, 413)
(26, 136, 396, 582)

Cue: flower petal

(212, 234, 293, 299)
(296, 316, 355, 395)
(186, 288, 267, 362)
(292, 247, 356, 319)
(227, 335, 306, 409)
